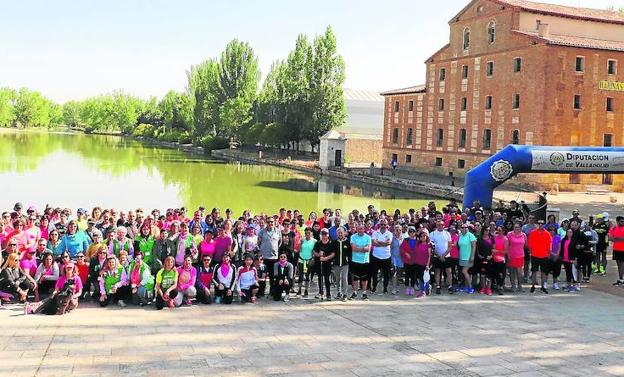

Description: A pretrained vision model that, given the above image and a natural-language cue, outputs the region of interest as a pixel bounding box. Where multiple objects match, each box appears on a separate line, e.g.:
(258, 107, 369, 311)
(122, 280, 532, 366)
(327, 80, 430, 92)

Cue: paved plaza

(2, 282, 624, 377)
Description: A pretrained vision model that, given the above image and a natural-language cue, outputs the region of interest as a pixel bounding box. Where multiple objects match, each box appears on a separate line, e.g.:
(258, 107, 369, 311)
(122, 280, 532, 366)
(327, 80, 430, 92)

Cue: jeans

(332, 265, 349, 296)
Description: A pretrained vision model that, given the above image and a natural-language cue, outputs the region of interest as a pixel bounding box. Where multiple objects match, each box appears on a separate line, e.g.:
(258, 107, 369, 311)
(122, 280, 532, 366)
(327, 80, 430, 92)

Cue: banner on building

(531, 150, 624, 172)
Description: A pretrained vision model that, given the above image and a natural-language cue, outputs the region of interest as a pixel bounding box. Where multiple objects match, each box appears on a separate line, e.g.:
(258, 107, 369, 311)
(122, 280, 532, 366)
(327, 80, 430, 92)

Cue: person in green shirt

(98, 256, 130, 307)
(155, 255, 178, 310)
(128, 250, 154, 306)
(296, 227, 316, 298)
(134, 226, 155, 267)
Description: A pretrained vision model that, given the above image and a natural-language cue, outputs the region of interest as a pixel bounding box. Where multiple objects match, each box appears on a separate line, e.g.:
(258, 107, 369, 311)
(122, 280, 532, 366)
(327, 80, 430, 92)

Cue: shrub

(199, 135, 229, 151)
(132, 123, 156, 138)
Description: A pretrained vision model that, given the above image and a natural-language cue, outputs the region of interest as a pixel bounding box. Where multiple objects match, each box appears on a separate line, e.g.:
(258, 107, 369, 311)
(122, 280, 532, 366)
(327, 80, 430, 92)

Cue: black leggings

(578, 252, 593, 279)
(264, 259, 277, 292)
(215, 287, 234, 304)
(316, 262, 332, 296)
(196, 286, 212, 304)
(550, 258, 562, 280)
(155, 289, 179, 309)
(370, 255, 391, 292)
(404, 264, 425, 288)
(489, 261, 506, 289)
(99, 286, 131, 307)
(273, 282, 291, 301)
(563, 261, 576, 284)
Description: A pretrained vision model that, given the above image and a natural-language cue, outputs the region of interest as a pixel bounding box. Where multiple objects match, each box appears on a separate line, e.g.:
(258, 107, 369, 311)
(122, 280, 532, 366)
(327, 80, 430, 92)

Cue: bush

(132, 123, 156, 138)
(177, 132, 193, 144)
(199, 135, 229, 151)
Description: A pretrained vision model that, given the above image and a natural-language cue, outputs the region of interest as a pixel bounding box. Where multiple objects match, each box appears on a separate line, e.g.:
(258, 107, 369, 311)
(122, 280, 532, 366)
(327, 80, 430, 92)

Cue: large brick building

(382, 0, 624, 191)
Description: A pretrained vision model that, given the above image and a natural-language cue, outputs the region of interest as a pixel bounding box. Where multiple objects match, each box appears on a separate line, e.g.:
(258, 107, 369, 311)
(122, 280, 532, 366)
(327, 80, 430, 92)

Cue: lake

(0, 129, 434, 215)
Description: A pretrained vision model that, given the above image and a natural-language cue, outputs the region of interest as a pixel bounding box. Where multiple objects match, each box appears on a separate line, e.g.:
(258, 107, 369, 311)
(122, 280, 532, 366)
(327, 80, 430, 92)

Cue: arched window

(512, 129, 520, 144)
(487, 21, 496, 44)
(463, 28, 471, 50)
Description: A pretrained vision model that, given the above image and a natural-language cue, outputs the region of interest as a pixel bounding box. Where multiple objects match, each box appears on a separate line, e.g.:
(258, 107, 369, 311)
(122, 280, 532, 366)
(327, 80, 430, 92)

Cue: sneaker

(479, 287, 486, 295)
(553, 282, 560, 290)
(251, 297, 257, 304)
(362, 294, 369, 301)
(215, 296, 222, 304)
(341, 294, 347, 302)
(435, 286, 441, 295)
(416, 291, 425, 298)
(314, 294, 323, 300)
(530, 285, 536, 293)
(613, 280, 623, 286)
(303, 290, 309, 298)
(326, 295, 332, 301)
(283, 295, 290, 302)
(167, 299, 175, 309)
(186, 299, 192, 306)
(464, 287, 475, 294)
(568, 285, 579, 293)
(391, 289, 398, 295)
(383, 289, 388, 294)
(486, 288, 492, 296)
(24, 302, 31, 315)
(377, 291, 384, 296)
(599, 266, 606, 274)
(496, 288, 504, 296)
(118, 300, 126, 308)
(541, 287, 549, 294)
(371, 289, 377, 294)
(296, 289, 301, 296)
(349, 292, 357, 300)
(405, 287, 411, 295)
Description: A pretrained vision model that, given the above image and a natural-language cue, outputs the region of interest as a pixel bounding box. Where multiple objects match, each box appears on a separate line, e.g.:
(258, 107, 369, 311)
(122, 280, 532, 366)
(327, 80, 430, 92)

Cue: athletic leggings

(297, 259, 312, 292)
(404, 264, 425, 288)
(155, 289, 178, 309)
(370, 255, 391, 292)
(563, 261, 576, 284)
(550, 259, 562, 281)
(99, 286, 131, 307)
(316, 262, 332, 296)
(578, 252, 593, 279)
(489, 261, 506, 289)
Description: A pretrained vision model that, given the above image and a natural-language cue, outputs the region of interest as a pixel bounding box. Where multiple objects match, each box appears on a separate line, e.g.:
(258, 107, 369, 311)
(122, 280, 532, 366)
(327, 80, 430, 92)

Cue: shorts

(531, 256, 549, 273)
(613, 251, 624, 262)
(432, 255, 454, 270)
(458, 259, 473, 268)
(391, 255, 404, 269)
(350, 262, 369, 280)
(508, 257, 524, 269)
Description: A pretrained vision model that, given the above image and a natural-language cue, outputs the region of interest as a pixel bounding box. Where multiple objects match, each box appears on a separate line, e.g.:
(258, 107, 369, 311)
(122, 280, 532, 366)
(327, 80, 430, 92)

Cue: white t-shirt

(430, 229, 451, 257)
(371, 229, 393, 259)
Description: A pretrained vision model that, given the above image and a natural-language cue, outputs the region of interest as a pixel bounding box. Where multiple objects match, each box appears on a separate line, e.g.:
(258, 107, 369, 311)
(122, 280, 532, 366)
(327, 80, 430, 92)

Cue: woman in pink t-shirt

(506, 222, 527, 292)
(490, 226, 508, 294)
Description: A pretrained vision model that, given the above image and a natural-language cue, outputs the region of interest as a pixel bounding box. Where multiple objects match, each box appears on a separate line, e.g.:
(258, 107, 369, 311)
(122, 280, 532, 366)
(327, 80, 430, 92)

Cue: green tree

(187, 59, 221, 137)
(137, 96, 164, 127)
(13, 88, 55, 128)
(62, 101, 81, 128)
(306, 26, 346, 152)
(159, 90, 190, 131)
(0, 88, 16, 127)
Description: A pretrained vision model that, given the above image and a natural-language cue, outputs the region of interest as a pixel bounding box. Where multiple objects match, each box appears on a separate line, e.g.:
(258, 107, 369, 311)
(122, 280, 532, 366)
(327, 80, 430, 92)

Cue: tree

(62, 101, 81, 128)
(306, 26, 346, 152)
(137, 96, 164, 127)
(0, 88, 16, 127)
(159, 90, 190, 131)
(217, 39, 260, 139)
(13, 88, 56, 128)
(187, 59, 221, 138)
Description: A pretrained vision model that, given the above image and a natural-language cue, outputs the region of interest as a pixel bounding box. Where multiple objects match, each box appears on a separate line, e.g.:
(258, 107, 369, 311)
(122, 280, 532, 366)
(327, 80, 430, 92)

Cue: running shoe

(251, 297, 257, 304)
(568, 286, 579, 293)
(464, 287, 475, 294)
(416, 291, 425, 298)
(541, 287, 549, 294)
(405, 287, 411, 295)
(496, 288, 504, 296)
(341, 294, 347, 302)
(362, 293, 369, 300)
(599, 266, 606, 274)
(530, 285, 536, 293)
(303, 290, 309, 298)
(283, 295, 290, 302)
(215, 296, 222, 304)
(613, 280, 623, 286)
(296, 289, 301, 296)
(186, 299, 192, 306)
(118, 300, 127, 308)
(314, 294, 323, 300)
(479, 287, 486, 295)
(486, 288, 492, 296)
(349, 292, 357, 300)
(326, 295, 332, 301)
(553, 282, 560, 290)
(435, 286, 441, 295)
(167, 299, 175, 309)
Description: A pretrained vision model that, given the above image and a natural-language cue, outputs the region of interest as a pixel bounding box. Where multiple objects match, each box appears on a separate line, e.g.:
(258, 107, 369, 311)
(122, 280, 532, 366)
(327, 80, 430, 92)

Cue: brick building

(382, 0, 624, 191)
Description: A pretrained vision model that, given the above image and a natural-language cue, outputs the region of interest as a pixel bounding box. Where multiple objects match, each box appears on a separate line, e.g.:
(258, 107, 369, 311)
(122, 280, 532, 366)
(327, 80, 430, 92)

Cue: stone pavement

(2, 285, 624, 377)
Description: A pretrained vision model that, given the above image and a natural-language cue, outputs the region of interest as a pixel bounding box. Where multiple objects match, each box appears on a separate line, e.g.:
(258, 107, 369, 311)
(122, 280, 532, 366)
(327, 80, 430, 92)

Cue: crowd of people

(1, 199, 623, 315)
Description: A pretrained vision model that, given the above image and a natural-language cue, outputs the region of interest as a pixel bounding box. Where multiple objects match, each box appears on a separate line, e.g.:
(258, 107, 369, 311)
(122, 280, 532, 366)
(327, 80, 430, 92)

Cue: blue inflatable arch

(463, 145, 624, 209)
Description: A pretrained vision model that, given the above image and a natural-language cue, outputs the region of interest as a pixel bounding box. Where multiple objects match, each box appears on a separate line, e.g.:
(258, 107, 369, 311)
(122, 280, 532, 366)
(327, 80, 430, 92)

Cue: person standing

(608, 216, 624, 286)
(257, 218, 282, 293)
(313, 229, 335, 300)
(457, 224, 477, 293)
(332, 227, 351, 301)
(349, 223, 372, 300)
(593, 214, 609, 276)
(370, 219, 393, 295)
(527, 220, 552, 294)
(430, 220, 452, 295)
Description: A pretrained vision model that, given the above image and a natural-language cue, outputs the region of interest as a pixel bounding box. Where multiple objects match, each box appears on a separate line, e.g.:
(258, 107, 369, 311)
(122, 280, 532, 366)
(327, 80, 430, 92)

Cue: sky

(1, 0, 624, 103)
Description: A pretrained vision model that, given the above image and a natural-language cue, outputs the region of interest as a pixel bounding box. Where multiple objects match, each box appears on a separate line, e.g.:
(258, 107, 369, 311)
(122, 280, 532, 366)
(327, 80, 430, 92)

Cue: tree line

(0, 26, 346, 152)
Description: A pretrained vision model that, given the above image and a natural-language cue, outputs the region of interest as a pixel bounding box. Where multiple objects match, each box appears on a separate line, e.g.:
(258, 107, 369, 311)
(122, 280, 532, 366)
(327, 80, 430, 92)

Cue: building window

(438, 98, 445, 111)
(487, 21, 496, 44)
(408, 100, 414, 111)
(458, 128, 467, 148)
(512, 130, 520, 144)
(435, 157, 443, 167)
(392, 153, 398, 164)
(485, 95, 493, 110)
(406, 154, 412, 164)
(463, 28, 471, 49)
(462, 65, 469, 79)
(394, 101, 400, 112)
(458, 159, 466, 169)
(392, 128, 399, 144)
(535, 19, 541, 31)
(574, 95, 581, 110)
(575, 56, 585, 72)
(607, 97, 614, 112)
(439, 68, 446, 81)
(436, 128, 444, 147)
(514, 57, 522, 72)
(461, 97, 467, 111)
(483, 129, 492, 149)
(486, 61, 494, 76)
(406, 128, 413, 145)
(604, 134, 613, 147)
(608, 59, 617, 75)
(512, 94, 520, 109)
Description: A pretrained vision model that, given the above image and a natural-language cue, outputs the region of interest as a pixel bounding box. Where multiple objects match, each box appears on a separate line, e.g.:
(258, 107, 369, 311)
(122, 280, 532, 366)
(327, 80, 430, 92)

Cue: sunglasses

(279, 255, 287, 259)
(8, 244, 17, 247)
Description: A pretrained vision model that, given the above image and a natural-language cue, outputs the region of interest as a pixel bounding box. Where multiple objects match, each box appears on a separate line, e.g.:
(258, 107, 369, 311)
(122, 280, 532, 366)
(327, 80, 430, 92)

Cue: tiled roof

(514, 30, 624, 52)
(494, 0, 624, 25)
(380, 84, 426, 96)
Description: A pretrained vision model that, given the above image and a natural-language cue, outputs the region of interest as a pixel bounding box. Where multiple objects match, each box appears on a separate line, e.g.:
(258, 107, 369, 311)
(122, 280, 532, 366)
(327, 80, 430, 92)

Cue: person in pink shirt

(23, 215, 41, 254)
(507, 222, 527, 292)
(20, 249, 38, 277)
(199, 231, 216, 261)
(175, 255, 197, 306)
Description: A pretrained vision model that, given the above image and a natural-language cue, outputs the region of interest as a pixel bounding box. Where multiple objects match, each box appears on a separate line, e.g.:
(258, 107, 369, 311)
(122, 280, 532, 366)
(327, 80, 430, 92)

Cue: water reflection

(0, 130, 432, 214)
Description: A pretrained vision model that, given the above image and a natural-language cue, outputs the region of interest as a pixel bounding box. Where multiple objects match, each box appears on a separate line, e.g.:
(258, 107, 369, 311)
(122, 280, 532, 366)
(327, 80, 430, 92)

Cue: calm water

(0, 129, 433, 215)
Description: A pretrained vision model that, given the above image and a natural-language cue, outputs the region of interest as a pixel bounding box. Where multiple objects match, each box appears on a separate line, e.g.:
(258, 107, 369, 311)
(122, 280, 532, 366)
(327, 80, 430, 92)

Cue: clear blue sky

(1, 0, 623, 102)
